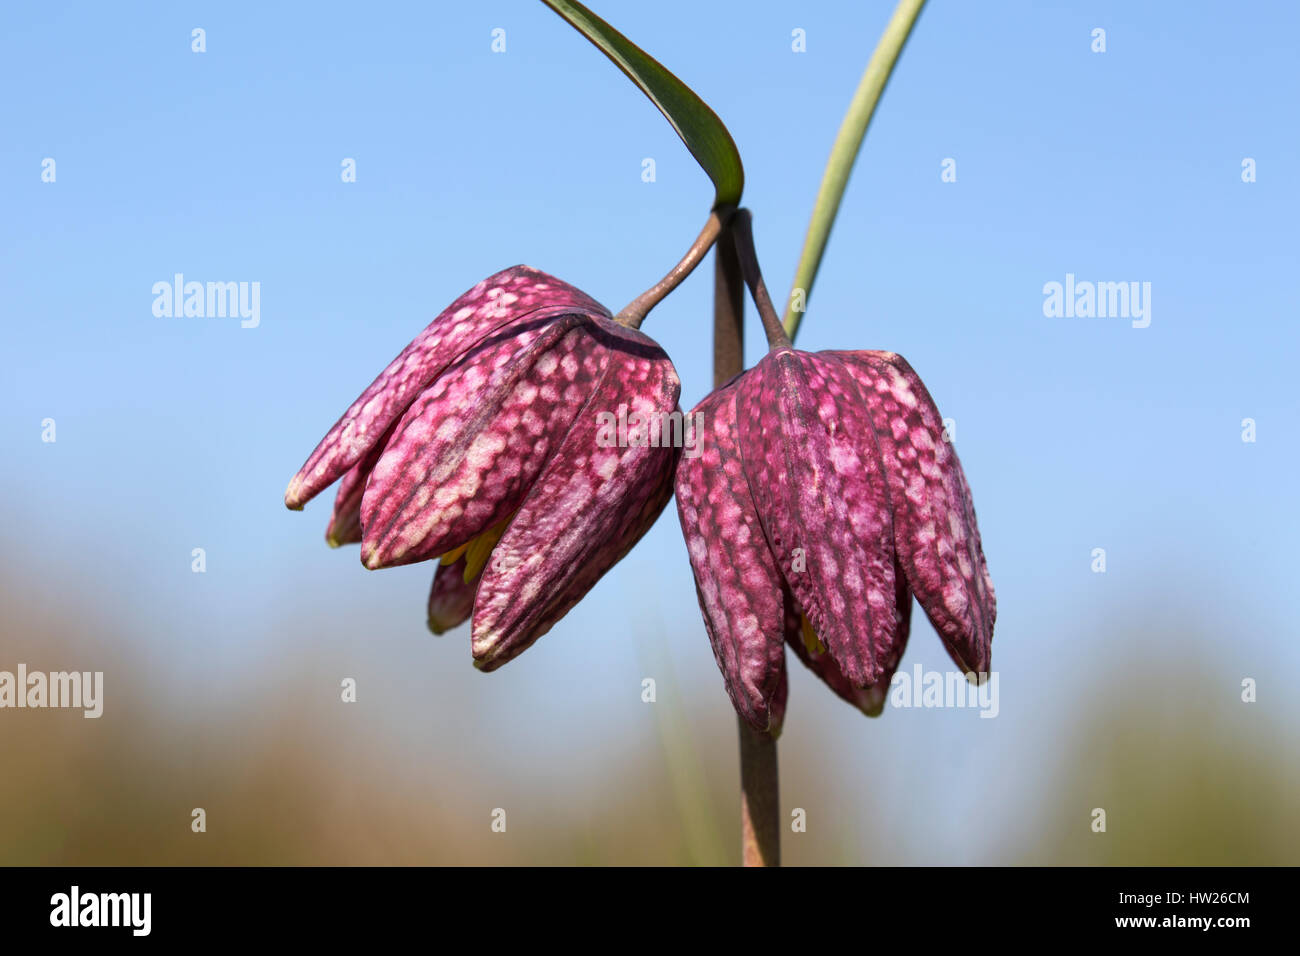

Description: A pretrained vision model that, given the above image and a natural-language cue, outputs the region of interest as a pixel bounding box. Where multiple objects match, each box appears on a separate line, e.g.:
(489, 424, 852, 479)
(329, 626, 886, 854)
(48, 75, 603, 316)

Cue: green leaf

(541, 0, 743, 208)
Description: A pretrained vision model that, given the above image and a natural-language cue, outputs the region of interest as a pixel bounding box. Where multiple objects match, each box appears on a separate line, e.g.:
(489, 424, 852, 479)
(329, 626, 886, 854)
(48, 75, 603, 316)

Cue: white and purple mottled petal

(783, 556, 912, 718)
(427, 558, 478, 635)
(285, 266, 608, 510)
(360, 313, 608, 569)
(675, 382, 788, 734)
(735, 349, 900, 688)
(323, 421, 397, 547)
(833, 350, 996, 673)
(470, 320, 681, 671)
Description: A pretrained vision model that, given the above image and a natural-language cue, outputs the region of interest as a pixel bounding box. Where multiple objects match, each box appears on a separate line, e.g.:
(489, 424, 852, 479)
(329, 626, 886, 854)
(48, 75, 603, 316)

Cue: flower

(286, 265, 682, 669)
(675, 346, 996, 734)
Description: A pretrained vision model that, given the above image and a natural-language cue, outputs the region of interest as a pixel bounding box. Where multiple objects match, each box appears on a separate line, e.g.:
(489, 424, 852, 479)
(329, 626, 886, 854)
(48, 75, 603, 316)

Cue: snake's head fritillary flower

(286, 265, 682, 668)
(675, 346, 995, 734)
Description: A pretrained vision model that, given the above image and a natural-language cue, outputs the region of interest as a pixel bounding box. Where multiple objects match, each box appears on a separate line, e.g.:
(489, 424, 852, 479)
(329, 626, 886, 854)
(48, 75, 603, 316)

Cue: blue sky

(2, 1, 1296, 863)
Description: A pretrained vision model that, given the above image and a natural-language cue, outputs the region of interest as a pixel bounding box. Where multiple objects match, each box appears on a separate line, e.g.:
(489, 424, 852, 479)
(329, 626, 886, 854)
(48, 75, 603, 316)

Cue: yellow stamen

(800, 614, 827, 657)
(439, 541, 472, 566)
(461, 513, 515, 583)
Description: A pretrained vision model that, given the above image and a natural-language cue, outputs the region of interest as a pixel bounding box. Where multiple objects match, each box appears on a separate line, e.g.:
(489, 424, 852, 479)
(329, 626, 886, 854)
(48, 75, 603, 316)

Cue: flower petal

(323, 421, 396, 547)
(783, 557, 912, 718)
(834, 350, 996, 672)
(359, 313, 610, 569)
(735, 350, 899, 688)
(470, 321, 681, 670)
(285, 266, 608, 510)
(675, 383, 786, 733)
(427, 558, 478, 635)
(324, 462, 366, 547)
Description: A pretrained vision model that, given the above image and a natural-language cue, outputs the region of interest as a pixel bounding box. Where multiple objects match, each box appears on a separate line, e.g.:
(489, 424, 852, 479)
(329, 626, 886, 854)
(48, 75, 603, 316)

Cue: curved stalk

(730, 209, 792, 350)
(617, 206, 732, 328)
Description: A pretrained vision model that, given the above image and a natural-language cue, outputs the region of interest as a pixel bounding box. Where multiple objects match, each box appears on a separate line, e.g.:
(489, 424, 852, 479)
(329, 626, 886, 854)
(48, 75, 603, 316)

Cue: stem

(713, 209, 782, 867)
(617, 206, 732, 328)
(730, 209, 792, 350)
(738, 717, 781, 866)
(713, 216, 744, 386)
(782, 0, 927, 341)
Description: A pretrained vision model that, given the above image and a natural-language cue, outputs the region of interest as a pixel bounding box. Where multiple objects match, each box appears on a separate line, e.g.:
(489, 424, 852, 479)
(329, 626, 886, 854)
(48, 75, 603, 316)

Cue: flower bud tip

(284, 478, 305, 510)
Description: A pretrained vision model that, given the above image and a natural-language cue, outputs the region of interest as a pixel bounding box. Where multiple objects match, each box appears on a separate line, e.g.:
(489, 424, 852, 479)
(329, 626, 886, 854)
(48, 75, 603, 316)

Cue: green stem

(782, 0, 927, 342)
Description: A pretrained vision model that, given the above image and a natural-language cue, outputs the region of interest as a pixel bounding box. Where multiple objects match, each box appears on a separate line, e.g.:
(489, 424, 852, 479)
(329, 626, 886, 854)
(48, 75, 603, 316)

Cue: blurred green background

(3, 556, 1295, 865)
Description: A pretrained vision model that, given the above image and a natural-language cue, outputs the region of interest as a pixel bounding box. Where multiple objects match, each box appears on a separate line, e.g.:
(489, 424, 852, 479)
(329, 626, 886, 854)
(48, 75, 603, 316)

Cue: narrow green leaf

(541, 0, 743, 207)
(783, 0, 927, 341)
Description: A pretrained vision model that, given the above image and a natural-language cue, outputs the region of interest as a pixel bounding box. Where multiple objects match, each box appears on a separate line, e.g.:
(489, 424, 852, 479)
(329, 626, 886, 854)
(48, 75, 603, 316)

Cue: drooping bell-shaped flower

(675, 346, 995, 734)
(286, 266, 682, 669)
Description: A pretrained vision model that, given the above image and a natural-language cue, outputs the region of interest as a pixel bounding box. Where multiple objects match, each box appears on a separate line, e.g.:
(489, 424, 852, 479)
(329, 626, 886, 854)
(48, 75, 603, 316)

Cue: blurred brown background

(3, 554, 1295, 866)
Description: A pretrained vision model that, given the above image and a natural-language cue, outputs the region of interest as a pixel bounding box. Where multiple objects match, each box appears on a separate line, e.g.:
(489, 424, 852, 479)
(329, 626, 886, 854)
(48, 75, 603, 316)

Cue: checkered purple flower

(676, 346, 996, 734)
(286, 266, 681, 670)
